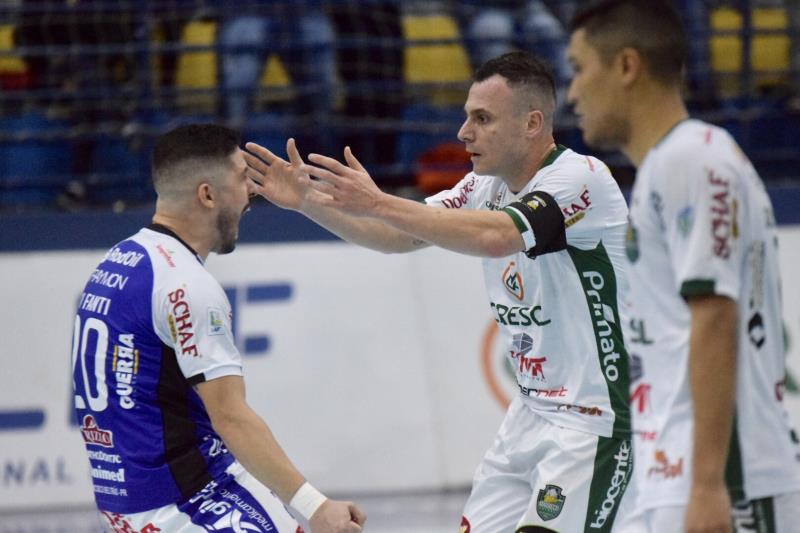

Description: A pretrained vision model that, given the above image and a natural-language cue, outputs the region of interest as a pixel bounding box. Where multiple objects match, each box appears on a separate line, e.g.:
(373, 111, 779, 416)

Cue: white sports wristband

(290, 481, 327, 521)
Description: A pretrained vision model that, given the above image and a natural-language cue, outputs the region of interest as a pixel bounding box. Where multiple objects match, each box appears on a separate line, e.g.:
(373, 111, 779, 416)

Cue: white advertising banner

(2, 230, 800, 510)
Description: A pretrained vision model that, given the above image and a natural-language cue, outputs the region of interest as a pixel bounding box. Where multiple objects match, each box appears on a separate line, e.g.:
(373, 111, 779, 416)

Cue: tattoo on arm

(411, 238, 428, 248)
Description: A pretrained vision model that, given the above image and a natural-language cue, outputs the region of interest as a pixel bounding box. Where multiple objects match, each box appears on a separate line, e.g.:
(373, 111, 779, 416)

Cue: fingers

(343, 146, 366, 172)
(244, 142, 285, 166)
(301, 163, 345, 187)
(308, 153, 351, 175)
(286, 138, 305, 167)
(243, 151, 271, 177)
(348, 503, 367, 525)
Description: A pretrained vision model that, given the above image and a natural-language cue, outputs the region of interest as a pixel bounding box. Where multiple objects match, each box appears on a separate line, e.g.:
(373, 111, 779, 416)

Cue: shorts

(99, 462, 302, 533)
(643, 491, 800, 533)
(461, 396, 632, 533)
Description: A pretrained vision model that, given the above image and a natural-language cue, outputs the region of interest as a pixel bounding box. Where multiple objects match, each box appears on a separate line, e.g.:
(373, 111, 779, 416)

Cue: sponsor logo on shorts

(81, 415, 114, 448)
(536, 484, 566, 521)
(588, 439, 631, 529)
(101, 512, 161, 533)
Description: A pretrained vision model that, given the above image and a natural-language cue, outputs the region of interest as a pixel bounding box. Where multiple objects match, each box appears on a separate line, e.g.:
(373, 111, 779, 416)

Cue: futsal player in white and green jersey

(246, 52, 633, 532)
(568, 1, 800, 532)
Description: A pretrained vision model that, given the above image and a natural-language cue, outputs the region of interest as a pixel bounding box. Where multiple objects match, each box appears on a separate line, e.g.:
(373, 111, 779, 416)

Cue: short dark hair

(570, 0, 687, 86)
(474, 51, 557, 106)
(152, 124, 240, 193)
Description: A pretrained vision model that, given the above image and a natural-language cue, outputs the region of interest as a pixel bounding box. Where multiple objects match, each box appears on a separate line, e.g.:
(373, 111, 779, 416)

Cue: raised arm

(196, 375, 366, 532)
(303, 149, 525, 258)
(245, 139, 429, 254)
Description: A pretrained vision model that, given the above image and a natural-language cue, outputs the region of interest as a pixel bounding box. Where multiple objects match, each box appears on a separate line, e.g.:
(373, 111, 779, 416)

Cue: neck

(622, 85, 688, 167)
(507, 136, 557, 193)
(152, 207, 211, 260)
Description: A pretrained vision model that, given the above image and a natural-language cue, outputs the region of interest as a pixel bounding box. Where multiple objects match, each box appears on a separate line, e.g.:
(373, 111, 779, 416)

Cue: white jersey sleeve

(425, 173, 484, 210)
(152, 270, 243, 383)
(651, 137, 741, 300)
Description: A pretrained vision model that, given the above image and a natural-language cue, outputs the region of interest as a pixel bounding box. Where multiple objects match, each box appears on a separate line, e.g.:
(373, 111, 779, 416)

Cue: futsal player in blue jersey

(71, 124, 365, 533)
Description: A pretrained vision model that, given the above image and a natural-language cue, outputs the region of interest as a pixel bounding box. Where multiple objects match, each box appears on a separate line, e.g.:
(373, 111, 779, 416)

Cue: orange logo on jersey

(648, 450, 683, 480)
(502, 262, 525, 301)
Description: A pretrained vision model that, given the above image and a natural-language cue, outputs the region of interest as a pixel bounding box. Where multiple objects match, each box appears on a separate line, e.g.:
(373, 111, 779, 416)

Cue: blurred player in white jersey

(246, 52, 634, 532)
(567, 1, 800, 531)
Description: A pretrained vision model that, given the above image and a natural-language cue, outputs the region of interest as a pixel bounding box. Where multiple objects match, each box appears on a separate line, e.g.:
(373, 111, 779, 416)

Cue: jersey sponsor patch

(208, 308, 227, 336)
(536, 484, 566, 521)
(503, 191, 567, 259)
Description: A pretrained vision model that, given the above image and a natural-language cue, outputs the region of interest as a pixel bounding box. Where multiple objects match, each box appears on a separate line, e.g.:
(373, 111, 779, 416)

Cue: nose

(457, 118, 472, 144)
(566, 79, 578, 107)
(246, 177, 258, 197)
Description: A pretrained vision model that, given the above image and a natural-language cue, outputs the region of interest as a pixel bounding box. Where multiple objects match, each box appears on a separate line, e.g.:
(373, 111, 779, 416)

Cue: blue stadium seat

(396, 104, 464, 174)
(0, 112, 73, 209)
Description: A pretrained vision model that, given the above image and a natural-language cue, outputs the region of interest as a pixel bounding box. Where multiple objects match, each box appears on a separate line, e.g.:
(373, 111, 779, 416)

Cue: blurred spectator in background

(459, 0, 571, 115)
(328, 0, 404, 185)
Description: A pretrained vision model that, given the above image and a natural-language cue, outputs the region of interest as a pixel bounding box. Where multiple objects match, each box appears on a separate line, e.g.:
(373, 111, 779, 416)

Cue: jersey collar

(147, 223, 204, 264)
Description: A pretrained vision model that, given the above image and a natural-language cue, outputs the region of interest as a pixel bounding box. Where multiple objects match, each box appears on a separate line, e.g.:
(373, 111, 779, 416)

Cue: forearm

(373, 192, 523, 257)
(213, 405, 305, 504)
(302, 201, 427, 254)
(688, 295, 738, 487)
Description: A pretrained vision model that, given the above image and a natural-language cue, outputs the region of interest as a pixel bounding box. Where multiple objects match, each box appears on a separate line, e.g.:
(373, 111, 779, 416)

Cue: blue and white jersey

(71, 225, 241, 513)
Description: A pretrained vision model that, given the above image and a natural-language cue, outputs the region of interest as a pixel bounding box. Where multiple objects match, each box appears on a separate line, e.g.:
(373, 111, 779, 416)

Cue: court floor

(0, 489, 468, 533)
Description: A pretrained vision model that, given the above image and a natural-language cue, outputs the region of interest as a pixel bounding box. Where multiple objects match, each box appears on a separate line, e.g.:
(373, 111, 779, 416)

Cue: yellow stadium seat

(402, 13, 472, 105)
(710, 6, 790, 97)
(254, 53, 294, 106)
(0, 25, 27, 74)
(175, 20, 218, 112)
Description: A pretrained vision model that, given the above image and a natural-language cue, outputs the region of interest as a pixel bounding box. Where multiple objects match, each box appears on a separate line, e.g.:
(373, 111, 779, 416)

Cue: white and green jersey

(427, 146, 631, 438)
(625, 119, 800, 508)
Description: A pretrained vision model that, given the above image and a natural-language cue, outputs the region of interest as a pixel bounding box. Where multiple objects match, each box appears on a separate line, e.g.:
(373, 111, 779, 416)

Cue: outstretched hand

(244, 138, 328, 211)
(302, 146, 384, 217)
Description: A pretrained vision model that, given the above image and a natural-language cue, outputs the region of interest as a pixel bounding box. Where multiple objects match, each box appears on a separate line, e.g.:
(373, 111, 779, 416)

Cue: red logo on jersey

(460, 516, 471, 533)
(708, 169, 735, 259)
(102, 512, 161, 533)
(168, 288, 199, 357)
(631, 383, 652, 414)
(441, 176, 476, 209)
(561, 186, 592, 217)
(156, 244, 175, 268)
(502, 262, 525, 301)
(81, 415, 114, 448)
(647, 450, 683, 480)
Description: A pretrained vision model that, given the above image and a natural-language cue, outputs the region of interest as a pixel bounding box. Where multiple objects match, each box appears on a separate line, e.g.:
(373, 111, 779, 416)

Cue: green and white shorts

(460, 396, 632, 533)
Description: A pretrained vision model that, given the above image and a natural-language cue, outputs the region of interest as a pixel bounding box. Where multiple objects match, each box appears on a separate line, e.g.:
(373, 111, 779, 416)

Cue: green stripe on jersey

(568, 244, 631, 437)
(504, 207, 530, 235)
(680, 279, 716, 298)
(726, 414, 745, 503)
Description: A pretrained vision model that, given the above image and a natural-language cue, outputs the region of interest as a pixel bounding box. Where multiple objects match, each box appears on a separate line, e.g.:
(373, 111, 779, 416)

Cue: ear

(618, 47, 643, 87)
(197, 182, 215, 209)
(526, 109, 545, 138)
